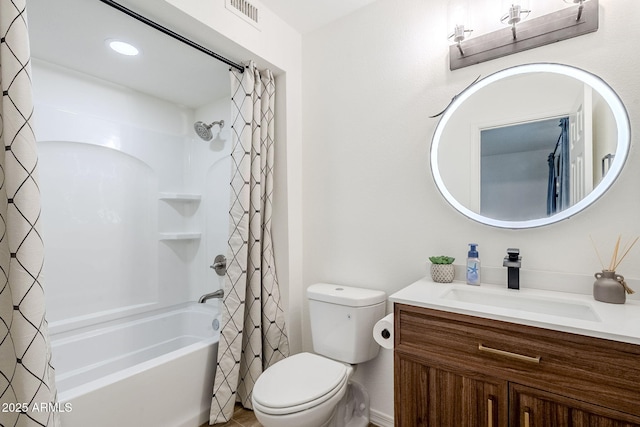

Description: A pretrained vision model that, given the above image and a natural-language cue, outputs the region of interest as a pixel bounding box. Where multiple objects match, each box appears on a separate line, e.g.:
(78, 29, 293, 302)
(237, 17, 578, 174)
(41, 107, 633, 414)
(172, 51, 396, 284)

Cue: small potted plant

(429, 256, 455, 283)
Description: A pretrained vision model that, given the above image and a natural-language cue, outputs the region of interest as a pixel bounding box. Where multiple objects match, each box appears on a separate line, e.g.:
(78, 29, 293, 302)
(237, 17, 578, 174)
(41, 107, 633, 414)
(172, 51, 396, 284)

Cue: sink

(441, 287, 601, 322)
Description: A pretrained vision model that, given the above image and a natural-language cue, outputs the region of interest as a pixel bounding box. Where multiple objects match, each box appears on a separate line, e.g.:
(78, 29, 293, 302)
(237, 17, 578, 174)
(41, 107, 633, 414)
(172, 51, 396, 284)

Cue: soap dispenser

(467, 243, 480, 286)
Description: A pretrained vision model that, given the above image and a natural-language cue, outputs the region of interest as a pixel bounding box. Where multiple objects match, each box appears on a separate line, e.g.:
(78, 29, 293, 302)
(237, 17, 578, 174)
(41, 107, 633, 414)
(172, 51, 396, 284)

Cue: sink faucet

(503, 248, 522, 290)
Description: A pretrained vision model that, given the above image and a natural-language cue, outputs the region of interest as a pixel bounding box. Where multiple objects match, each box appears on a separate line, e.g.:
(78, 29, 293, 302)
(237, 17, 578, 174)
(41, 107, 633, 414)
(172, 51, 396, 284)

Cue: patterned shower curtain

(0, 1, 59, 426)
(210, 61, 289, 424)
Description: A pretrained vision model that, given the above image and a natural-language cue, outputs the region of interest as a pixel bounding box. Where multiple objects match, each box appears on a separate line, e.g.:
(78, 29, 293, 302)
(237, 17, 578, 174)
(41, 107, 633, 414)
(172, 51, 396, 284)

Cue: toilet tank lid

(307, 283, 386, 307)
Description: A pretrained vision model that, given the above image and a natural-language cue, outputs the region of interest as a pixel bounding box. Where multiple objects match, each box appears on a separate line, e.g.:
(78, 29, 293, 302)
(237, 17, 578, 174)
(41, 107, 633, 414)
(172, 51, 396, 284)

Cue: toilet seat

(252, 352, 350, 416)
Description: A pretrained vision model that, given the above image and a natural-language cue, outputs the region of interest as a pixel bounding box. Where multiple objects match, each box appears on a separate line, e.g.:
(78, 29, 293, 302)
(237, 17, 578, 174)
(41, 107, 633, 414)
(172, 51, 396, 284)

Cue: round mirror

(431, 63, 630, 229)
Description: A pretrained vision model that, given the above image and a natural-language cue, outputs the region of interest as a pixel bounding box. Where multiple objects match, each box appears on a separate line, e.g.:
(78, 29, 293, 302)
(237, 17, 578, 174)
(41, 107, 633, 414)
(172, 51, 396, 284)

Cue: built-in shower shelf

(158, 232, 202, 241)
(158, 192, 202, 202)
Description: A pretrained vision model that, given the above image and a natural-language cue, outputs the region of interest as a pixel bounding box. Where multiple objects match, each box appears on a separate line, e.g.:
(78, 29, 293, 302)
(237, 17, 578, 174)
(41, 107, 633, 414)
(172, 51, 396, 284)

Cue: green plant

(429, 256, 455, 265)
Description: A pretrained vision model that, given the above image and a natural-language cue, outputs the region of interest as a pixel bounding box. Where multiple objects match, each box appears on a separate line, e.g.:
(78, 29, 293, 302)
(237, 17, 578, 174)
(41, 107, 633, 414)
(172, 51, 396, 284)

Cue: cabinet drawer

(395, 304, 640, 417)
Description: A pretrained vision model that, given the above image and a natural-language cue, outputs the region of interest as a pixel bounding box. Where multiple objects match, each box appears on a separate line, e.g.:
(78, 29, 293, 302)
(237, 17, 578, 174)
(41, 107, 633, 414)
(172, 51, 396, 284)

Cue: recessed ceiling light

(107, 39, 140, 56)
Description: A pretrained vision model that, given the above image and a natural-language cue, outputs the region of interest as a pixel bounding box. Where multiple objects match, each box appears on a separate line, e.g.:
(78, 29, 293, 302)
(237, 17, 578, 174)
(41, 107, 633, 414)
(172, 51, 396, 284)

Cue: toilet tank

(307, 283, 387, 364)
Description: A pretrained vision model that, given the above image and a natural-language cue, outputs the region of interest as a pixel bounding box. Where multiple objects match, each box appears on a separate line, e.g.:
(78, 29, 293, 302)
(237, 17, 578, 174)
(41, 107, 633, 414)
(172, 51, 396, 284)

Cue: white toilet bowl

(252, 352, 354, 427)
(252, 284, 386, 427)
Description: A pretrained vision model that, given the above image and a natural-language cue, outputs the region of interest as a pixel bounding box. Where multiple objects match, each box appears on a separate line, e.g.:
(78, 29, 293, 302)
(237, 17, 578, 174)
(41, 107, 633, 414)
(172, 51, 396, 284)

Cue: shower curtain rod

(98, 0, 245, 73)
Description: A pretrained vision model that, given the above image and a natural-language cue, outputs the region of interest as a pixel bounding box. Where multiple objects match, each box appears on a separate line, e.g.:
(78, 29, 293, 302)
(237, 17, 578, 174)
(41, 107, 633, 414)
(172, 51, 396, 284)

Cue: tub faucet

(198, 289, 225, 303)
(503, 248, 522, 290)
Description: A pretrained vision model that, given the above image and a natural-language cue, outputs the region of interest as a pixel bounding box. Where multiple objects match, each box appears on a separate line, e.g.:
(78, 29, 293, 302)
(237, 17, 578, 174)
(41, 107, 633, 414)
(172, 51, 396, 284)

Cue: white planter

(430, 264, 455, 283)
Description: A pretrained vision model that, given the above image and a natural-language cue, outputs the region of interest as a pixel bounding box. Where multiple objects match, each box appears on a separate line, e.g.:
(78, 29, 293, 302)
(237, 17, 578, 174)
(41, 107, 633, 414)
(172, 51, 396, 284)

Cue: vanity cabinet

(394, 303, 640, 427)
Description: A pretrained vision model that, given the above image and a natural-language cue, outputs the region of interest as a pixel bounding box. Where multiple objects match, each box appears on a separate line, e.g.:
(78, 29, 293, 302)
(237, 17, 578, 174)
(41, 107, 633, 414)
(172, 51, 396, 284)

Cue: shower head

(194, 120, 224, 141)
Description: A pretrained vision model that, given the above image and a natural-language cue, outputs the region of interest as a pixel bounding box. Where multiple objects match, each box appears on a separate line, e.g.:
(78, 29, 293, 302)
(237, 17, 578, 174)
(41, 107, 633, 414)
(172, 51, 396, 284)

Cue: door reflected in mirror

(431, 63, 628, 229)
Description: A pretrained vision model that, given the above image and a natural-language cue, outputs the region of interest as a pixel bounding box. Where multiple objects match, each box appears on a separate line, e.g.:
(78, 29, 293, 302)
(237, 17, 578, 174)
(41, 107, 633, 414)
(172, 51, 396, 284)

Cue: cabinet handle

(478, 343, 541, 364)
(524, 408, 531, 427)
(487, 397, 494, 427)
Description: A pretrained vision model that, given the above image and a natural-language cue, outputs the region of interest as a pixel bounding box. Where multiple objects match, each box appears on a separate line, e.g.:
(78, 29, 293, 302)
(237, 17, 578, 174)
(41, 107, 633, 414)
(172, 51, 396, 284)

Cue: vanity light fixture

(564, 0, 589, 21)
(449, 25, 473, 56)
(447, 0, 473, 56)
(449, 0, 598, 70)
(500, 1, 531, 40)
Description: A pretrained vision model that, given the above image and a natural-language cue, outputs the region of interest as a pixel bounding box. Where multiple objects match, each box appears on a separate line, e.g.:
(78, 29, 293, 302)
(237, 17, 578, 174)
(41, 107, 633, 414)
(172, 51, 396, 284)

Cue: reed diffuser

(590, 235, 637, 304)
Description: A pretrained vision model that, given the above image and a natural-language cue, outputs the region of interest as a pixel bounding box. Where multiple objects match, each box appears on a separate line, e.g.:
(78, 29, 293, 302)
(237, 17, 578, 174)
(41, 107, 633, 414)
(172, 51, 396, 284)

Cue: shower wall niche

(32, 59, 232, 331)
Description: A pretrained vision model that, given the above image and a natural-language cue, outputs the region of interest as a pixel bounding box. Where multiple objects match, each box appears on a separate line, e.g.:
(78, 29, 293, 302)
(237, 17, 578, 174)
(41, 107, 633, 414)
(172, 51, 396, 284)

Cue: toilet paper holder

(373, 313, 394, 349)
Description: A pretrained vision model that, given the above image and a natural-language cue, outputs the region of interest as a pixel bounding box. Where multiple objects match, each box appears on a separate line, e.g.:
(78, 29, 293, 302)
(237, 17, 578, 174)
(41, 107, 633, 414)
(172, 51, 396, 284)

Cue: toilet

(251, 283, 387, 427)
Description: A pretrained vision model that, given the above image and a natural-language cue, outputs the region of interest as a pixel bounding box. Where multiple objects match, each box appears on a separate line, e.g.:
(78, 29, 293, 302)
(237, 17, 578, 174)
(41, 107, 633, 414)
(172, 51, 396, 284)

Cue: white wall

(302, 0, 640, 422)
(189, 99, 233, 301)
(33, 59, 231, 330)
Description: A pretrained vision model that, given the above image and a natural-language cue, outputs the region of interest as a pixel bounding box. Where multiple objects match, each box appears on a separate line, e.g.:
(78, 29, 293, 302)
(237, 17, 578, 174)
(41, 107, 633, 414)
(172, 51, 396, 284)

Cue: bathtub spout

(198, 289, 224, 303)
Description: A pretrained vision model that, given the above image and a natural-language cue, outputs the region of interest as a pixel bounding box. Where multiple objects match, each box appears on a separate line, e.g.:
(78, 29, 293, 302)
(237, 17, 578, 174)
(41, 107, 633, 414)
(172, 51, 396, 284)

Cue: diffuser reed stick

(609, 235, 621, 271)
(590, 234, 639, 272)
(613, 236, 639, 271)
(589, 234, 605, 270)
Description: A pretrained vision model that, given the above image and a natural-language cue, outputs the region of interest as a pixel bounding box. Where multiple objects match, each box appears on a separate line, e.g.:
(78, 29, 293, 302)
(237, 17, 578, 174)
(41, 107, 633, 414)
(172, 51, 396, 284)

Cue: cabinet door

(511, 383, 640, 427)
(431, 365, 507, 427)
(395, 353, 429, 427)
(395, 352, 507, 427)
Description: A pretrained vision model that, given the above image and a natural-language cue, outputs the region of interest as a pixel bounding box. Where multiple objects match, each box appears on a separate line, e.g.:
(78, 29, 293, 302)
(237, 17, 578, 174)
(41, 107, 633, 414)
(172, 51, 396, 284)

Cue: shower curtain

(210, 61, 289, 424)
(557, 117, 570, 210)
(546, 117, 570, 215)
(0, 1, 58, 426)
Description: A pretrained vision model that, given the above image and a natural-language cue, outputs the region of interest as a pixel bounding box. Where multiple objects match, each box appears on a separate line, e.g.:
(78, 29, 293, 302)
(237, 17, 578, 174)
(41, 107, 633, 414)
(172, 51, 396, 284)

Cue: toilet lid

(253, 352, 348, 410)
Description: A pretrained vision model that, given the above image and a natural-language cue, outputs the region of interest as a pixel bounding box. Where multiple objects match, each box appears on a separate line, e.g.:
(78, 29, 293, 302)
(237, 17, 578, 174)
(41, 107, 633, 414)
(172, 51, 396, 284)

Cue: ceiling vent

(225, 0, 261, 30)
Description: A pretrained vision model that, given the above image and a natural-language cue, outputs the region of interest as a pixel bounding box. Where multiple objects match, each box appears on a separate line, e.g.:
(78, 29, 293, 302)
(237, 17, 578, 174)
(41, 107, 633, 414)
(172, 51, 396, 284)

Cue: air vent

(225, 0, 261, 30)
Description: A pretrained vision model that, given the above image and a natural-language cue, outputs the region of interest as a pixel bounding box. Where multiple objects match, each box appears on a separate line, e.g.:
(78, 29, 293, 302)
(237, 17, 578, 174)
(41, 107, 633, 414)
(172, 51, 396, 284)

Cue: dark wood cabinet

(395, 354, 507, 427)
(510, 383, 640, 427)
(394, 303, 640, 427)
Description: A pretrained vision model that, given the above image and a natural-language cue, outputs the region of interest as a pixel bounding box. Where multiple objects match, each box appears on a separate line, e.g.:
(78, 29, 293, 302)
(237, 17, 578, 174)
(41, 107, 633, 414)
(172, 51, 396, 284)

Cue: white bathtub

(50, 302, 220, 427)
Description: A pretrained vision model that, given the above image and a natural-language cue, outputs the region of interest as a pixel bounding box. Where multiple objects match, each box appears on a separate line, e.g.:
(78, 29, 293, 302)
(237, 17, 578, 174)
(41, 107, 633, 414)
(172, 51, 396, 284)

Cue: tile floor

(201, 404, 261, 427)
(200, 404, 379, 427)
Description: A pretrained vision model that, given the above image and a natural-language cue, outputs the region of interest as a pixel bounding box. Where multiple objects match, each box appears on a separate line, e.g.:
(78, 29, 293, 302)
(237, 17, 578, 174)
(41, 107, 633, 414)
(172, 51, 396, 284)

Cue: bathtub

(50, 302, 220, 427)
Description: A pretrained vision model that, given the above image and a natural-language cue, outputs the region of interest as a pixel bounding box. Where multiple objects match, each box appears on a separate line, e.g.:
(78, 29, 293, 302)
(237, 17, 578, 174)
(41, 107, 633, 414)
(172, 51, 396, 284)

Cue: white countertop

(389, 277, 640, 346)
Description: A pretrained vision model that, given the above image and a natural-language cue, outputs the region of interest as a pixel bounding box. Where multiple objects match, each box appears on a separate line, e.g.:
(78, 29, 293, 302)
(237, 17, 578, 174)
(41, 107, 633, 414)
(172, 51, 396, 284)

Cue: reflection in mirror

(480, 117, 569, 221)
(431, 63, 629, 229)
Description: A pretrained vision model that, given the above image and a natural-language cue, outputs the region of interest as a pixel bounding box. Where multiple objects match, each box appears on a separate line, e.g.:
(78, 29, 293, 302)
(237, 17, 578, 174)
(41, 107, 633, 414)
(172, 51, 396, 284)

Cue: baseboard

(370, 409, 394, 427)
